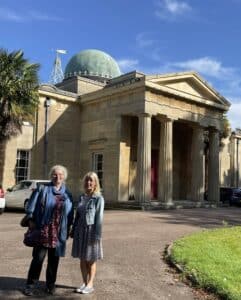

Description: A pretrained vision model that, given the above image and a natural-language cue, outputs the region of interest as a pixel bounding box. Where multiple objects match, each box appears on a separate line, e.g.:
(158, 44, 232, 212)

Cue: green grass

(170, 226, 241, 300)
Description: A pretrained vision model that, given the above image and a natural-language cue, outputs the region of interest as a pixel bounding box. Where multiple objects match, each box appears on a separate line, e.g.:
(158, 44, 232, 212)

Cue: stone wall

(2, 123, 33, 189)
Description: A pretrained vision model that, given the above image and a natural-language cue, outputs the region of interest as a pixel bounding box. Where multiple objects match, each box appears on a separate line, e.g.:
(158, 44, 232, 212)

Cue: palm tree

(0, 48, 40, 182)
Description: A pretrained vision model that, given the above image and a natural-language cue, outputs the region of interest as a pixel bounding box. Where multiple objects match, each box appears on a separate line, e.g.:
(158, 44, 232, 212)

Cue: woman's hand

(69, 229, 74, 238)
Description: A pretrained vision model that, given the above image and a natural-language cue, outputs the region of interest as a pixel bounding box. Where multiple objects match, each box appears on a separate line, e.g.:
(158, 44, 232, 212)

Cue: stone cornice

(38, 85, 78, 102)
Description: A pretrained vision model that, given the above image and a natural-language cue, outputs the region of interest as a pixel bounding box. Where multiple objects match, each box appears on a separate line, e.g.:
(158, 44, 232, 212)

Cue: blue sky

(1, 0, 241, 129)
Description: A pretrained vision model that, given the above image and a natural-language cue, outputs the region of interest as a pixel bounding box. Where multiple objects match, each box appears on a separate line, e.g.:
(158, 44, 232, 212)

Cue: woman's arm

(94, 196, 105, 240)
(25, 187, 42, 218)
(65, 190, 74, 229)
(23, 185, 45, 228)
(69, 195, 82, 237)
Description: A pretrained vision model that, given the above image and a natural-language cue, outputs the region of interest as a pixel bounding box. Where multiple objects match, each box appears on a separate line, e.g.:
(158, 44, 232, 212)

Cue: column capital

(155, 115, 174, 123)
(138, 113, 152, 119)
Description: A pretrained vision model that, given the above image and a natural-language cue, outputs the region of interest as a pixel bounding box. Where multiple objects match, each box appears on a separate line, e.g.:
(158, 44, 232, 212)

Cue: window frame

(92, 152, 104, 188)
(15, 149, 31, 183)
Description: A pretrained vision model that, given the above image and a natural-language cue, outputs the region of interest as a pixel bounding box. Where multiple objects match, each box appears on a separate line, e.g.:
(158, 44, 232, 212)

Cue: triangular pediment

(146, 71, 230, 108)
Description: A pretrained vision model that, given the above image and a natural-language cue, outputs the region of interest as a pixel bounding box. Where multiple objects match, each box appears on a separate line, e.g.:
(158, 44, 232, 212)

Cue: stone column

(136, 113, 151, 204)
(158, 119, 173, 205)
(230, 134, 237, 187)
(190, 126, 204, 201)
(208, 128, 220, 203)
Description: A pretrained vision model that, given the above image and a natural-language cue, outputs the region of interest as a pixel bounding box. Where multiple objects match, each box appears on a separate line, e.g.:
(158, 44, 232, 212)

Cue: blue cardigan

(26, 183, 74, 256)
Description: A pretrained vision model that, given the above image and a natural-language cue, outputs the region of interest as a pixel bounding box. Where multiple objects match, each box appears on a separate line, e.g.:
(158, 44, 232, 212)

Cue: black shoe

(23, 284, 35, 296)
(45, 286, 56, 295)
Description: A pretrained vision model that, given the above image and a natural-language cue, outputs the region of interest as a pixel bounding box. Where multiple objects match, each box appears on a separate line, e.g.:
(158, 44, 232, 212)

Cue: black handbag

(23, 228, 41, 247)
(20, 215, 30, 227)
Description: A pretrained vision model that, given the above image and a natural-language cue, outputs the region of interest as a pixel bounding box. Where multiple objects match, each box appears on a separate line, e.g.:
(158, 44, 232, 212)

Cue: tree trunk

(0, 140, 7, 184)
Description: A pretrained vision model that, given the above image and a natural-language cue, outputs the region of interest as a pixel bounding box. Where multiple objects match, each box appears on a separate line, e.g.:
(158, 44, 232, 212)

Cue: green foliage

(221, 113, 231, 139)
(171, 226, 241, 300)
(0, 48, 40, 140)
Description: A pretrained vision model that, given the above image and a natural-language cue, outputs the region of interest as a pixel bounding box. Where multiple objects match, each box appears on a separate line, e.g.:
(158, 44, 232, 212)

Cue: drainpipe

(43, 97, 51, 178)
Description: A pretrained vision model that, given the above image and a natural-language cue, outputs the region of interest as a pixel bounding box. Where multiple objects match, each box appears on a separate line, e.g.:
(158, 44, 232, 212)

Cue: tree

(221, 113, 231, 139)
(0, 48, 40, 182)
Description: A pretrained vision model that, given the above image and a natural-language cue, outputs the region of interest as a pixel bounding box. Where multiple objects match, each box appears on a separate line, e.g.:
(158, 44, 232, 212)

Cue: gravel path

(0, 207, 240, 299)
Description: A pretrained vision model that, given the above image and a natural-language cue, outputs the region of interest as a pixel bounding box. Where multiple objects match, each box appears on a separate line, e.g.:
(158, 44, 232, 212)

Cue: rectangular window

(92, 153, 103, 188)
(15, 150, 30, 183)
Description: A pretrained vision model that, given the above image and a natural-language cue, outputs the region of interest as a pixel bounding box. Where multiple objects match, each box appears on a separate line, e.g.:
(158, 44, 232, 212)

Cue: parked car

(0, 186, 5, 214)
(5, 180, 50, 210)
(220, 187, 241, 206)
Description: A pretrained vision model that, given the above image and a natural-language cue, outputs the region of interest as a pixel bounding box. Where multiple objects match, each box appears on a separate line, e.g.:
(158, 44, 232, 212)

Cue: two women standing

(23, 167, 104, 296)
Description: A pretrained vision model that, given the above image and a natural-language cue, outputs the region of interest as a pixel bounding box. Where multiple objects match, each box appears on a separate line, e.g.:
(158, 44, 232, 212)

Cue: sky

(1, 0, 241, 129)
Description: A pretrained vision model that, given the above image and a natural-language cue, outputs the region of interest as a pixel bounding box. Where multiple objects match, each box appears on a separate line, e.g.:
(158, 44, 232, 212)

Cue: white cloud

(135, 33, 164, 63)
(136, 33, 155, 48)
(0, 7, 24, 22)
(117, 59, 139, 73)
(28, 11, 63, 21)
(155, 0, 192, 20)
(168, 57, 234, 79)
(0, 7, 62, 22)
(227, 101, 241, 130)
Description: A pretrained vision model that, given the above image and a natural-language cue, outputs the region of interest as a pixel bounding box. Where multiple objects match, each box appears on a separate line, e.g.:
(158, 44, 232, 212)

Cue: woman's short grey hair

(49, 165, 68, 180)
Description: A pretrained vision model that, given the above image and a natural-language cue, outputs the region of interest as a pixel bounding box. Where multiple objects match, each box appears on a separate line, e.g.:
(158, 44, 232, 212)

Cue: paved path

(0, 207, 241, 299)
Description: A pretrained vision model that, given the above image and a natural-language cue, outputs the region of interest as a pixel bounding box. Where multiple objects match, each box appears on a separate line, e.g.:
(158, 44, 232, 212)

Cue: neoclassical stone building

(27, 49, 231, 207)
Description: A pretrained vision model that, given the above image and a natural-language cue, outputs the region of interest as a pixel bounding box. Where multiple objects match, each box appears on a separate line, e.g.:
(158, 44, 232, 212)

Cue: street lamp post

(43, 97, 51, 178)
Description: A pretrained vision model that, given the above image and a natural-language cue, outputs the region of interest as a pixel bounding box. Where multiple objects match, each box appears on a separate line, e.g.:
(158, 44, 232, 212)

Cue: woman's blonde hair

(49, 165, 68, 180)
(83, 171, 101, 194)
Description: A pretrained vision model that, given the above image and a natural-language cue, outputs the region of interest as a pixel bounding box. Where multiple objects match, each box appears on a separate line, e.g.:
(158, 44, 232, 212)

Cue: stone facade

(3, 69, 240, 208)
(2, 123, 33, 189)
(29, 71, 231, 206)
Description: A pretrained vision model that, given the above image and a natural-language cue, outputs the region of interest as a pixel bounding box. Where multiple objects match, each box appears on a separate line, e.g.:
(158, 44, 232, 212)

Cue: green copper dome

(64, 49, 121, 82)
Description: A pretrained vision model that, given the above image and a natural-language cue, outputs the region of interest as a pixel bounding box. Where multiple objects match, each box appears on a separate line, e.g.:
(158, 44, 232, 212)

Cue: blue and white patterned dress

(71, 195, 103, 261)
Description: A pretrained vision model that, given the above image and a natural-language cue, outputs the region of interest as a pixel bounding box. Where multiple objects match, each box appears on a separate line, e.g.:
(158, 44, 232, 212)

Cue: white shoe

(75, 284, 86, 293)
(82, 286, 94, 294)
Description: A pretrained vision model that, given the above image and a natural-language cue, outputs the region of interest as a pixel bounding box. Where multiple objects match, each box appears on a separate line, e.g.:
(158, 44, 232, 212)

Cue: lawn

(170, 226, 241, 300)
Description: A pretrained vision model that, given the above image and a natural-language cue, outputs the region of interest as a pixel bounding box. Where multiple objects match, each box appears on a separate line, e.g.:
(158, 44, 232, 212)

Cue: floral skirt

(71, 224, 103, 261)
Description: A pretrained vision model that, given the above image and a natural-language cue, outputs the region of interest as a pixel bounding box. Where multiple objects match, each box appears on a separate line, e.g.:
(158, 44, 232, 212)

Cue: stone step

(105, 200, 221, 210)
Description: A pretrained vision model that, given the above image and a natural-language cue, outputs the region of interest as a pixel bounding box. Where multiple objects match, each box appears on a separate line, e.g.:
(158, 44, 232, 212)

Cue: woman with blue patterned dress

(71, 171, 104, 294)
(23, 165, 73, 296)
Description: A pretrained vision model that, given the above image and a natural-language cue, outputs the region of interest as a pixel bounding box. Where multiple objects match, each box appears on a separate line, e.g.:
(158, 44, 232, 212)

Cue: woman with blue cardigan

(71, 171, 104, 294)
(23, 165, 73, 296)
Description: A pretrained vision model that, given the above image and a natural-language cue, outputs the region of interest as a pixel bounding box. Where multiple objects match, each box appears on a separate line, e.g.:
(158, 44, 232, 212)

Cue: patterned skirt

(71, 223, 103, 261)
